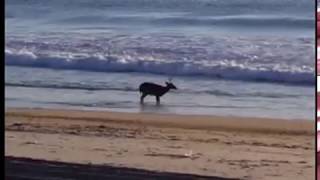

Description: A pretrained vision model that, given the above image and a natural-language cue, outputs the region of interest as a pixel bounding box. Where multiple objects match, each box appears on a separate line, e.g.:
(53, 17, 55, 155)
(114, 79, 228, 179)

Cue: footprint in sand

(93, 148, 107, 151)
(21, 141, 41, 145)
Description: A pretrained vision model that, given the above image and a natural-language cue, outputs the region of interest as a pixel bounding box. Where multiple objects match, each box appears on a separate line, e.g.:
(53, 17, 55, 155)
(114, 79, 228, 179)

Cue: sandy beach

(5, 108, 315, 180)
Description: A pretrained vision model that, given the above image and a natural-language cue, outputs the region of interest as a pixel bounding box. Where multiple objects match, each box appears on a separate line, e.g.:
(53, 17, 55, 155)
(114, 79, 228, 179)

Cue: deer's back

(139, 82, 165, 95)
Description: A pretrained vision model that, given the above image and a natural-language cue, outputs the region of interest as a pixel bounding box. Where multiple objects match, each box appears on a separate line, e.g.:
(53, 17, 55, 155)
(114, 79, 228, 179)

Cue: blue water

(5, 0, 315, 119)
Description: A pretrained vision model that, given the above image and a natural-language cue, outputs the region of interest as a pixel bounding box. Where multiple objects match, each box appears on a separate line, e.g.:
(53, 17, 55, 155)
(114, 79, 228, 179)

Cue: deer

(139, 80, 177, 104)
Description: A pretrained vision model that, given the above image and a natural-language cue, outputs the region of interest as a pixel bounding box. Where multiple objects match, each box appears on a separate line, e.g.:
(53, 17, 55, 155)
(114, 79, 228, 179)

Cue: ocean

(5, 0, 315, 120)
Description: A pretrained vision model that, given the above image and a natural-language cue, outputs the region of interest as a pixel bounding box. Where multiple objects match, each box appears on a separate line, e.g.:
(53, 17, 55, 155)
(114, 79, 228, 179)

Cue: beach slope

(5, 108, 314, 180)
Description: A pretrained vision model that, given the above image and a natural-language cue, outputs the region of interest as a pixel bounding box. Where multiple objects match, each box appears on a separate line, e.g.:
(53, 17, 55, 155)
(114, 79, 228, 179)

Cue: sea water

(5, 0, 315, 119)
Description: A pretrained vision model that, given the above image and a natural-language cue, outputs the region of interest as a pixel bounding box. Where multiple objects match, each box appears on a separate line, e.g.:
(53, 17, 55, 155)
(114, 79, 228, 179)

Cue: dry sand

(5, 108, 315, 180)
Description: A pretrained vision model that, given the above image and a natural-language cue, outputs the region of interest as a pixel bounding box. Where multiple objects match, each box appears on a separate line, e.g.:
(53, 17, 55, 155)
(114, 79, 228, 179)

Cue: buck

(139, 81, 177, 104)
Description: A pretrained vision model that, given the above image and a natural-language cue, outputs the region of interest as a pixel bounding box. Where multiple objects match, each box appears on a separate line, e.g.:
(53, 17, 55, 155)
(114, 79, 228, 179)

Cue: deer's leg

(156, 96, 160, 104)
(140, 93, 147, 104)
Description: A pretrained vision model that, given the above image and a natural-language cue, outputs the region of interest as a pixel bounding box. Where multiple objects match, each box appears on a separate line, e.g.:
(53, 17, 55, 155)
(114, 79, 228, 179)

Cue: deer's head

(165, 82, 177, 89)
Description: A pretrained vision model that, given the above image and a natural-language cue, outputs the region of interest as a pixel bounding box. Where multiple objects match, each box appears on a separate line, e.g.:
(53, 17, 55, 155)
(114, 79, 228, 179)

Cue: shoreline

(6, 107, 314, 135)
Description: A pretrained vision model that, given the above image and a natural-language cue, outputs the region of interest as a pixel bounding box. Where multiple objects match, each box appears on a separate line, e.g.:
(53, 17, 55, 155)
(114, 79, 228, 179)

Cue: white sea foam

(5, 47, 314, 85)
